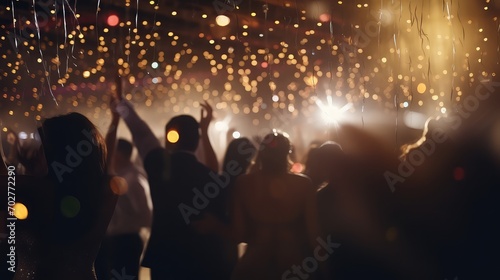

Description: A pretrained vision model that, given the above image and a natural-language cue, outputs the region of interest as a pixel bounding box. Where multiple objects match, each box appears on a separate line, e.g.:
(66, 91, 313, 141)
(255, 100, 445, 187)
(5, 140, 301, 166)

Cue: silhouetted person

(219, 137, 257, 269)
(114, 95, 231, 279)
(230, 132, 325, 280)
(1, 113, 117, 280)
(95, 139, 152, 280)
(325, 125, 431, 280)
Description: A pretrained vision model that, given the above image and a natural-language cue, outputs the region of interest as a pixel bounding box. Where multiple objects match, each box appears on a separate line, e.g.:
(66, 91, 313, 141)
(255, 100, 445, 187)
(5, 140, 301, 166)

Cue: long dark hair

(39, 112, 108, 242)
(223, 137, 256, 179)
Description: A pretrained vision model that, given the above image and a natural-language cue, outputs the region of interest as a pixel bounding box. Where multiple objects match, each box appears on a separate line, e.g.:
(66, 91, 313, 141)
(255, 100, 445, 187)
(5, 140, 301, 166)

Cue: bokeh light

(106, 14, 120, 27)
(110, 176, 129, 195)
(60, 196, 81, 218)
(215, 15, 230, 27)
(13, 202, 29, 220)
(167, 130, 180, 143)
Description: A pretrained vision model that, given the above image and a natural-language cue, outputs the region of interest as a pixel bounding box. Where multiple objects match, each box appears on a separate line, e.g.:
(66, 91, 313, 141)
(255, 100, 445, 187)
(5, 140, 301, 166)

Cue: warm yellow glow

(110, 176, 129, 195)
(13, 203, 28, 220)
(216, 15, 230, 27)
(167, 130, 180, 143)
(417, 83, 427, 94)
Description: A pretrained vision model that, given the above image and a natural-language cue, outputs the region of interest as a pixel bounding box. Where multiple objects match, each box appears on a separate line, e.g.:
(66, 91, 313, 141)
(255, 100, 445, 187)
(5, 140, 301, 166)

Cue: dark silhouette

(230, 132, 324, 280)
(95, 139, 152, 280)
(1, 112, 117, 280)
(220, 137, 257, 268)
(113, 94, 231, 279)
(315, 127, 417, 280)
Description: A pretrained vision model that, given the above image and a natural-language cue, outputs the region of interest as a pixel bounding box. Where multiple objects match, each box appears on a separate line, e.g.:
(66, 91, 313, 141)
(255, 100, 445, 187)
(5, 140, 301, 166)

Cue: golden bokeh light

(110, 176, 129, 196)
(167, 130, 180, 143)
(13, 202, 29, 220)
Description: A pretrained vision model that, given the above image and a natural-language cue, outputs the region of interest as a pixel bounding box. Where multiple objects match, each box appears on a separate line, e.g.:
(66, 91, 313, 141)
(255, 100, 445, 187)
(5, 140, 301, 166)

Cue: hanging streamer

(62, 0, 69, 74)
(96, 0, 101, 53)
(150, 0, 160, 70)
(68, 0, 81, 65)
(445, 0, 456, 103)
(33, 0, 57, 105)
(497, 21, 500, 65)
(378, 0, 383, 49)
(135, 0, 139, 34)
(55, 0, 63, 86)
(10, 1, 18, 50)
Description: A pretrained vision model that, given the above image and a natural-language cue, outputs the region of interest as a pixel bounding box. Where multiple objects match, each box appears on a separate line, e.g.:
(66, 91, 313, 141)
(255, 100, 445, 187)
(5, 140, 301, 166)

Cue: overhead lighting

(216, 15, 230, 27)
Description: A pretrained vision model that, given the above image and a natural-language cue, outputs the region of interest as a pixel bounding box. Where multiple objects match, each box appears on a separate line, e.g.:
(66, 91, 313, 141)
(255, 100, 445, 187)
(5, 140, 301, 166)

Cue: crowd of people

(1, 75, 499, 280)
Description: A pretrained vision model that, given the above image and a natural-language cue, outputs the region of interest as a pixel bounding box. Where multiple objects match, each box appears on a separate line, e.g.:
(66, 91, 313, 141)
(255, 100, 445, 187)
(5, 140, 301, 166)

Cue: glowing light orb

(60, 196, 81, 218)
(167, 130, 180, 143)
(107, 15, 120, 27)
(215, 15, 230, 27)
(291, 162, 304, 173)
(232, 131, 241, 139)
(110, 176, 129, 195)
(13, 203, 28, 220)
(319, 13, 331, 22)
(417, 83, 427, 94)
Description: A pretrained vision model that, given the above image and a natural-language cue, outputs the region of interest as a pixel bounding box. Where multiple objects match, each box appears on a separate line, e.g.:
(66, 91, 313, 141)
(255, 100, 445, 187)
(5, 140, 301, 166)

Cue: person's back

(14, 177, 113, 280)
(4, 113, 116, 280)
(141, 114, 230, 280)
(231, 132, 320, 280)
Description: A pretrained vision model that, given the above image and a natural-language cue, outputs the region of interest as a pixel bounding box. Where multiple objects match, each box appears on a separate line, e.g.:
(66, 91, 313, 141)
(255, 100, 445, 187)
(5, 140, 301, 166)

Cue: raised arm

(199, 101, 219, 172)
(112, 79, 161, 161)
(105, 73, 121, 173)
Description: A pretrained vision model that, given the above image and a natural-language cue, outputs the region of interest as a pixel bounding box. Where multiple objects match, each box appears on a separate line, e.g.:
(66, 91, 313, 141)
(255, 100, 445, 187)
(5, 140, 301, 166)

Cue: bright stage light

(315, 96, 353, 125)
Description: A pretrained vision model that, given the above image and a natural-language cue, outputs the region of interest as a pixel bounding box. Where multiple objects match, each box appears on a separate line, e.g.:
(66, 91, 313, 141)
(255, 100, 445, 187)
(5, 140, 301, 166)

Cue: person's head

(39, 112, 107, 180)
(306, 141, 344, 186)
(258, 132, 291, 175)
(38, 112, 108, 241)
(223, 137, 256, 177)
(165, 115, 200, 152)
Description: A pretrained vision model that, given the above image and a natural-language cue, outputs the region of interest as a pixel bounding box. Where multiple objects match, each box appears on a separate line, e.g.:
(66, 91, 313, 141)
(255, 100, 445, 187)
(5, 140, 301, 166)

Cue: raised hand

(199, 101, 219, 172)
(199, 101, 213, 132)
(114, 70, 123, 102)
